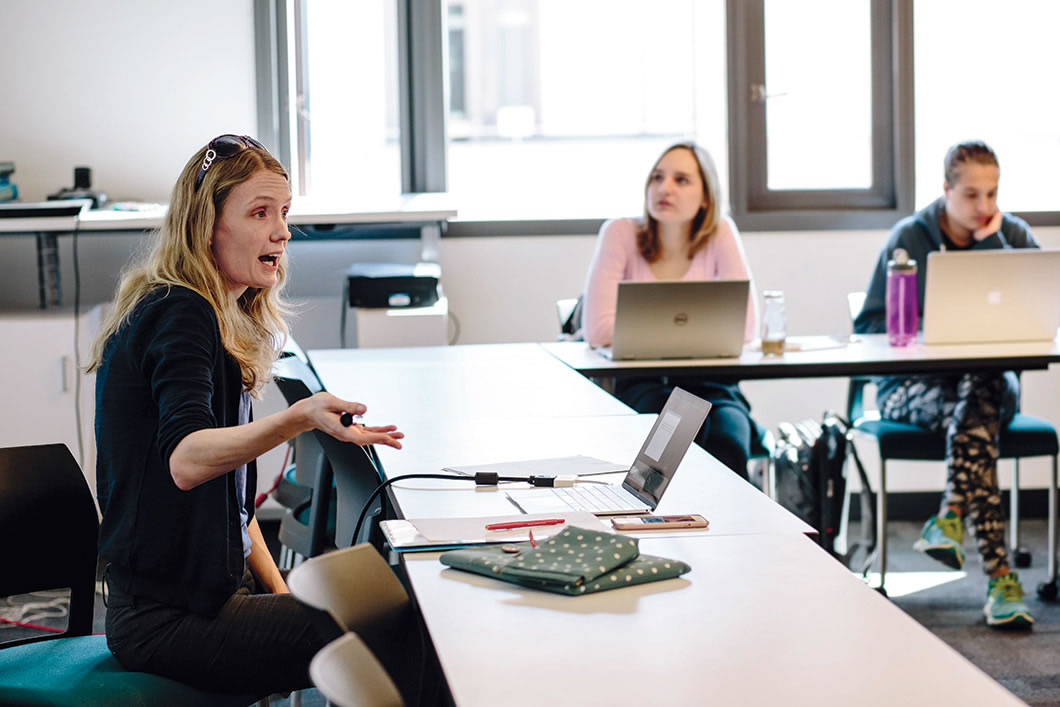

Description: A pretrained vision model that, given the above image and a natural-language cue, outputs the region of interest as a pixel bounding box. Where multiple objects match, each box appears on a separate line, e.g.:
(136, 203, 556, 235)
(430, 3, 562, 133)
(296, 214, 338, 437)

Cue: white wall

(2, 0, 257, 204)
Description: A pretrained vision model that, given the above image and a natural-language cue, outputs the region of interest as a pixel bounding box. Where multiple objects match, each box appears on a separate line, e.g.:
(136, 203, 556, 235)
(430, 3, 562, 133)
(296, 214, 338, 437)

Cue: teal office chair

(0, 443, 263, 706)
(846, 293, 1060, 599)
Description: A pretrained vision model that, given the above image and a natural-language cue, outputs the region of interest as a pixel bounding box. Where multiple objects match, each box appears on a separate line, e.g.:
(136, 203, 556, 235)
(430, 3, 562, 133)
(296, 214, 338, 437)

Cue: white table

(309, 343, 634, 428)
(374, 414, 812, 537)
(306, 341, 1023, 706)
(406, 532, 1021, 707)
(542, 333, 1060, 380)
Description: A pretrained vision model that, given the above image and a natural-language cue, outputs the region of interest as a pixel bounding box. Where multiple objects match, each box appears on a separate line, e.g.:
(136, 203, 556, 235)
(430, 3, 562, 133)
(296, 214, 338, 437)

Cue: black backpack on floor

(773, 412, 876, 572)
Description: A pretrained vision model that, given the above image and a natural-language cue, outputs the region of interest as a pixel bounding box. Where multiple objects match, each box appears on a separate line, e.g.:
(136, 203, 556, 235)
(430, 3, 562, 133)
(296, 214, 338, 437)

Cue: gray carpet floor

(5, 520, 1060, 705)
(872, 518, 1060, 706)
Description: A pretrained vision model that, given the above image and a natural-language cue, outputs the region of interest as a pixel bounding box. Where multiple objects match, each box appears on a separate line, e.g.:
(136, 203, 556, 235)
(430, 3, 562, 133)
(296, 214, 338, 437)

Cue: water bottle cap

(888, 248, 916, 272)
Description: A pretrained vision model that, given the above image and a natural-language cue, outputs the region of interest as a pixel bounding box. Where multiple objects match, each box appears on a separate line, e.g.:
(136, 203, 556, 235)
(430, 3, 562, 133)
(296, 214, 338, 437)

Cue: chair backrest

(288, 544, 409, 641)
(847, 291, 866, 325)
(845, 291, 871, 421)
(274, 352, 387, 548)
(310, 633, 405, 707)
(273, 355, 324, 403)
(272, 353, 336, 558)
(280, 335, 314, 368)
(313, 433, 388, 548)
(556, 295, 583, 339)
(0, 444, 97, 645)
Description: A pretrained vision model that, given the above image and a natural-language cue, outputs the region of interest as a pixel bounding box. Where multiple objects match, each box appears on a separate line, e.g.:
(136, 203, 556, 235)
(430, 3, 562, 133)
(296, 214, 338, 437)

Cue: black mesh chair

(272, 354, 336, 565)
(0, 443, 260, 705)
(273, 354, 390, 553)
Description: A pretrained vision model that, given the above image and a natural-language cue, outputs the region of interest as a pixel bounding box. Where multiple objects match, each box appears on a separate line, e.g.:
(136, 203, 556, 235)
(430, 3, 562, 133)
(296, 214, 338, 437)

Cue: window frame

(258, 0, 1056, 235)
(726, 0, 915, 231)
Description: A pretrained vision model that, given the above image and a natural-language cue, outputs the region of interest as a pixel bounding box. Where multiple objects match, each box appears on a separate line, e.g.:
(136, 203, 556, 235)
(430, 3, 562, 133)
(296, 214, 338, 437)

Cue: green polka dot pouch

(440, 526, 690, 595)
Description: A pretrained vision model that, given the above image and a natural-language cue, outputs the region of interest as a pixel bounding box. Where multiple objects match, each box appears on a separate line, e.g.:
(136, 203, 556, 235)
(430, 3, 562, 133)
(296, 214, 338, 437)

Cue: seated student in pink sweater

(582, 142, 760, 477)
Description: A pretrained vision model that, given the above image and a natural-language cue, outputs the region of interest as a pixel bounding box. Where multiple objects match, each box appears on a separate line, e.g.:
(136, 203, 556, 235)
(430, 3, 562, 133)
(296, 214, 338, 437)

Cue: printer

(344, 262, 441, 308)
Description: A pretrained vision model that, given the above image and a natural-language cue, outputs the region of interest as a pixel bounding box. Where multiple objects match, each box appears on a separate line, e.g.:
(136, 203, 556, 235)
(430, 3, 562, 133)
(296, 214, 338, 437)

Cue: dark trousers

(615, 377, 755, 478)
(104, 567, 343, 696)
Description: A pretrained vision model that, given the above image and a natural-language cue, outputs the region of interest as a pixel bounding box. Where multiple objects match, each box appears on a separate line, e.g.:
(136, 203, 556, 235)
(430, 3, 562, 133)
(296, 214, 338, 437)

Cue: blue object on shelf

(0, 161, 17, 202)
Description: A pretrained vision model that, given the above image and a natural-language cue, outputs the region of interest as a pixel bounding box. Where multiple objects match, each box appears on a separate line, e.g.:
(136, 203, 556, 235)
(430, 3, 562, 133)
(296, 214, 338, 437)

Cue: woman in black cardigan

(88, 135, 404, 694)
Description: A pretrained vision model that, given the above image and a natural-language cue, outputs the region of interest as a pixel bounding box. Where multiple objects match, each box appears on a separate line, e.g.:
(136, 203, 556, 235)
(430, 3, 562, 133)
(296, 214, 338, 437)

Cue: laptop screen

(610, 280, 749, 360)
(621, 388, 712, 507)
(923, 249, 1060, 345)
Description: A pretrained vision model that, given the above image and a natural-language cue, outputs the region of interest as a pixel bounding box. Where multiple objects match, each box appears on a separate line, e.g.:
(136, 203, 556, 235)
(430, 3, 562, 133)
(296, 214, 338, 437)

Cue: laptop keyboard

(552, 485, 640, 513)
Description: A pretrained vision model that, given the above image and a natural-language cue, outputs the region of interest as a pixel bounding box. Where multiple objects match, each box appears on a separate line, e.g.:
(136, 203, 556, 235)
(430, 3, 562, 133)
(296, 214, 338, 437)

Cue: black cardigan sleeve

(134, 290, 222, 471)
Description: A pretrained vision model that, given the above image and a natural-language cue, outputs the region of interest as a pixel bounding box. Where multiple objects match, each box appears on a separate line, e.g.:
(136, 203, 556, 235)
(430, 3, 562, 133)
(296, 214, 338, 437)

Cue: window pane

(301, 1, 400, 201)
(763, 0, 872, 190)
(914, 1, 1060, 212)
(445, 0, 727, 220)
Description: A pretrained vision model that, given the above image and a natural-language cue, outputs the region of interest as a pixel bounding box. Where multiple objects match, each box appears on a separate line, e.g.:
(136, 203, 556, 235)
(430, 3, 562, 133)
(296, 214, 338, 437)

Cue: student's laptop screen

(621, 388, 712, 507)
(923, 249, 1060, 345)
(609, 280, 749, 360)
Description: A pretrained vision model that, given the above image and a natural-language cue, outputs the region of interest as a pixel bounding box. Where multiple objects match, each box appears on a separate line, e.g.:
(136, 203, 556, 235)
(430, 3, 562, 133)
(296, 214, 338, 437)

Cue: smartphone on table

(611, 514, 708, 531)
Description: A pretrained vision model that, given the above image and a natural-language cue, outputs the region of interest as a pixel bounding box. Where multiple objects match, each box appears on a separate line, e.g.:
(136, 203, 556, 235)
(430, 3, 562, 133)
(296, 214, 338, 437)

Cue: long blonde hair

(87, 139, 291, 397)
(635, 142, 723, 263)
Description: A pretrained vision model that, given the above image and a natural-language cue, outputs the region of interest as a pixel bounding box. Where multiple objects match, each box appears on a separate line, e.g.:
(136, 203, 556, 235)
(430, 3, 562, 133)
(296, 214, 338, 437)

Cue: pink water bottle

(886, 248, 918, 346)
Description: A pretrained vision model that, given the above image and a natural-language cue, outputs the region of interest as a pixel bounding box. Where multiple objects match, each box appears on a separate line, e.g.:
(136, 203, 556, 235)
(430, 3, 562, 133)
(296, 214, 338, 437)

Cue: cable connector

(528, 475, 576, 487)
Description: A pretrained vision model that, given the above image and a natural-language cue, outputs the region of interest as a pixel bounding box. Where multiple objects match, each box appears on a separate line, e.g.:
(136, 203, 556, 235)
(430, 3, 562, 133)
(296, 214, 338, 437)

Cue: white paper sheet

(443, 455, 627, 478)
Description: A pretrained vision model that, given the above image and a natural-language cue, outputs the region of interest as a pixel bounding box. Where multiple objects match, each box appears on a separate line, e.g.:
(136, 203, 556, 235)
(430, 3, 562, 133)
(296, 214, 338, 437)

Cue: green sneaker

(985, 572, 1034, 629)
(912, 511, 965, 569)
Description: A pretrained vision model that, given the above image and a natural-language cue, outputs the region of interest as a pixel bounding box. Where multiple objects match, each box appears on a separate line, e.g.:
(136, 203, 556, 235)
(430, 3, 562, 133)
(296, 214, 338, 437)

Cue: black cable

(71, 216, 84, 468)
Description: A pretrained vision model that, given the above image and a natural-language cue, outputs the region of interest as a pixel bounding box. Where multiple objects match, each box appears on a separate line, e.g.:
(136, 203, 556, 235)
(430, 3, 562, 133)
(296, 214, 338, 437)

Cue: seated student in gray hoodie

(854, 141, 1039, 629)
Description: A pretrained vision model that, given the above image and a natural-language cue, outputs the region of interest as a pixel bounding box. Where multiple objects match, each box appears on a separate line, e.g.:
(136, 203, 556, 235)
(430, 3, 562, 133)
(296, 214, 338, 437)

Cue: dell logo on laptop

(673, 312, 688, 326)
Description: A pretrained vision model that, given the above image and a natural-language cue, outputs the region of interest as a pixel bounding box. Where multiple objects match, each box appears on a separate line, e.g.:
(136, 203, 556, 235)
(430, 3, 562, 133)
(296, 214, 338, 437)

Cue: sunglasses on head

(194, 134, 267, 191)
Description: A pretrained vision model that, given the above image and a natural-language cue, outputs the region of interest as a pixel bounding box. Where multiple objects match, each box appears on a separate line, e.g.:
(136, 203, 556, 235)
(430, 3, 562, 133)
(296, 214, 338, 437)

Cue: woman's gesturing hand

(296, 392, 404, 449)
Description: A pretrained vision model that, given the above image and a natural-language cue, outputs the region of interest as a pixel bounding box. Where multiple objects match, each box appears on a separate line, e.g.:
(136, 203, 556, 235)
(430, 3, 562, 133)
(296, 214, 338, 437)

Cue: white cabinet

(0, 306, 103, 493)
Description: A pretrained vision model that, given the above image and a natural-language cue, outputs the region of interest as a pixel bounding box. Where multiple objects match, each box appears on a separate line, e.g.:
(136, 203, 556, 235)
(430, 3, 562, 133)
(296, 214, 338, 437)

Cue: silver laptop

(506, 388, 712, 516)
(600, 280, 749, 360)
(922, 249, 1060, 345)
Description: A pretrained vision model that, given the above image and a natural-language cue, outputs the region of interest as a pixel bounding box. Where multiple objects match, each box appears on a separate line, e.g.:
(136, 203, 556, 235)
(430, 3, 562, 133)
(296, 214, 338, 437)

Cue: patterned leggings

(878, 373, 1010, 574)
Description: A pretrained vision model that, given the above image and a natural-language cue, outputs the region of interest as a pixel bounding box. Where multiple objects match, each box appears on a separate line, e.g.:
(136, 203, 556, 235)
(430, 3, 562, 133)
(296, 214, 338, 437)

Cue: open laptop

(922, 249, 1060, 345)
(599, 280, 749, 360)
(505, 388, 711, 516)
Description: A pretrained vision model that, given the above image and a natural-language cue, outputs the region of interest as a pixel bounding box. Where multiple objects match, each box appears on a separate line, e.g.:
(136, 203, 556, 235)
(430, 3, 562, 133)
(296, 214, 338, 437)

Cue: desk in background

(542, 333, 1060, 381)
(544, 334, 1060, 598)
(0, 194, 455, 308)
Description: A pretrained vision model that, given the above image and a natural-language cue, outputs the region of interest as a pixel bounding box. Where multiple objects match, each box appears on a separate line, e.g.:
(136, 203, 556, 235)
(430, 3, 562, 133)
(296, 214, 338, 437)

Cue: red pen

(484, 518, 565, 531)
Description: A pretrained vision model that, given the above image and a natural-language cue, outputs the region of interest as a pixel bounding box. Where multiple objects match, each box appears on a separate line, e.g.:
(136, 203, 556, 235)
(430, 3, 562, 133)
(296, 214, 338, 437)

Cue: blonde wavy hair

(87, 139, 291, 397)
(635, 142, 723, 263)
